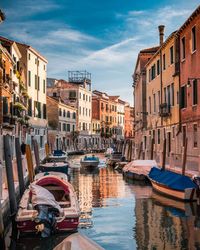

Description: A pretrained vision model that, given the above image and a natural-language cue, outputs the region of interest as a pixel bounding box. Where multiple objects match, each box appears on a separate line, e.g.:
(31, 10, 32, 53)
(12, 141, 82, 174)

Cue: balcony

(159, 103, 171, 117)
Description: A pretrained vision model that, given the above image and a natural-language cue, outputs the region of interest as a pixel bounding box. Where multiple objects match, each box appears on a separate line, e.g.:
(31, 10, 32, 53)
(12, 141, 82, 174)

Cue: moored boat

(80, 155, 99, 168)
(16, 174, 80, 236)
(53, 232, 105, 250)
(48, 150, 68, 162)
(123, 160, 158, 181)
(148, 167, 198, 201)
(38, 162, 70, 176)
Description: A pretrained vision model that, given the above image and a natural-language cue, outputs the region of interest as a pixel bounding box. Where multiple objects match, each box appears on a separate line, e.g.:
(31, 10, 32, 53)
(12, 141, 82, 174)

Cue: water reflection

(6, 154, 200, 249)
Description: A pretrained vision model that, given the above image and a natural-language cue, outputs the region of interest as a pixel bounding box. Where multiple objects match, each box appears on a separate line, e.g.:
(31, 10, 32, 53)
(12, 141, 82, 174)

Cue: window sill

(181, 58, 186, 63)
(192, 50, 196, 55)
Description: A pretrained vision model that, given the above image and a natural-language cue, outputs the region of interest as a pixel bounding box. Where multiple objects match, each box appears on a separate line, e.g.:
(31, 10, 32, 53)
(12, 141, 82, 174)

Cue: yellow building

(145, 26, 179, 165)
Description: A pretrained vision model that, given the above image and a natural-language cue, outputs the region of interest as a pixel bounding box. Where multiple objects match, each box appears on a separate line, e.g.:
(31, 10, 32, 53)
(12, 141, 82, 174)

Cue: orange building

(124, 104, 134, 138)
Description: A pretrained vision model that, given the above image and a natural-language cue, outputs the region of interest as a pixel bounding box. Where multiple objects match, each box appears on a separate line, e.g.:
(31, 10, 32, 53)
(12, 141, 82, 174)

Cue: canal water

(10, 154, 200, 249)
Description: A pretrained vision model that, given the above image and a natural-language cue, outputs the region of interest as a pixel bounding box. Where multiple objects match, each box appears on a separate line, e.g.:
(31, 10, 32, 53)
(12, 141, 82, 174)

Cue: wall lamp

(187, 78, 200, 87)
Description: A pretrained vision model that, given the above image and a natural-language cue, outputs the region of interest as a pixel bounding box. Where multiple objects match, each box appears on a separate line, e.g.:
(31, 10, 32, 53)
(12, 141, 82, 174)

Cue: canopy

(149, 167, 197, 191)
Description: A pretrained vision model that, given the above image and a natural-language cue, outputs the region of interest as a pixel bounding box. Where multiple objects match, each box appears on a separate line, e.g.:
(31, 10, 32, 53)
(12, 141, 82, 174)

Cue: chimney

(158, 25, 165, 45)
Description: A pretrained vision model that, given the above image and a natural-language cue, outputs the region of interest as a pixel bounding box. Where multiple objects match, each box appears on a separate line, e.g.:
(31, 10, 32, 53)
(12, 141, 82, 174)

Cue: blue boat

(148, 167, 198, 201)
(80, 155, 99, 168)
(48, 150, 68, 162)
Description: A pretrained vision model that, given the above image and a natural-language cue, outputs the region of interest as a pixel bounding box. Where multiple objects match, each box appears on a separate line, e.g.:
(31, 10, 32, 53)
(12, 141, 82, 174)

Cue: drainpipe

(158, 25, 165, 127)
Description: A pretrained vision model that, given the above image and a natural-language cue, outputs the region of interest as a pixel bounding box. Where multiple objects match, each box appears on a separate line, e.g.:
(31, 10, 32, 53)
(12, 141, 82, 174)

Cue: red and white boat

(16, 173, 80, 235)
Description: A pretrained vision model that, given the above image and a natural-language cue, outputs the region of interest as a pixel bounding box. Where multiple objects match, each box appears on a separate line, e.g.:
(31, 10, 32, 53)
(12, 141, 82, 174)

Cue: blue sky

(1, 0, 200, 104)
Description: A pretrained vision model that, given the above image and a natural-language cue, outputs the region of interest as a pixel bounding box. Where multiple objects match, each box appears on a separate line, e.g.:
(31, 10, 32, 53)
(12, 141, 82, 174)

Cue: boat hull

(150, 179, 197, 201)
(124, 171, 147, 181)
(17, 217, 79, 233)
(80, 161, 99, 168)
(39, 162, 69, 175)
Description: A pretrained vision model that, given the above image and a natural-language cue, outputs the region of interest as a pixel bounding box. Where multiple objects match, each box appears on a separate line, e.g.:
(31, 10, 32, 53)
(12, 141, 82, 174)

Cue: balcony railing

(159, 103, 171, 117)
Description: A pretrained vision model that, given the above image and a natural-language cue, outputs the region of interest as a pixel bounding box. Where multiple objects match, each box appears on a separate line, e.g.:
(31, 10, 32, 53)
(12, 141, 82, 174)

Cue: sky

(1, 0, 200, 104)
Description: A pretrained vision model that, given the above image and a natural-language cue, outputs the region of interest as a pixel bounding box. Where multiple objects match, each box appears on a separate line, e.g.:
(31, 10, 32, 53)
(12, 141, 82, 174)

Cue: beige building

(47, 96, 77, 150)
(144, 27, 179, 164)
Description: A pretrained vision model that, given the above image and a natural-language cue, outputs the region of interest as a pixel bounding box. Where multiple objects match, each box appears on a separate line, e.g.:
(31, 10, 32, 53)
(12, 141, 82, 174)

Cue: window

(193, 79, 198, 105)
(192, 26, 196, 52)
(67, 124, 70, 132)
(181, 37, 185, 59)
(28, 53, 31, 60)
(35, 75, 37, 89)
(153, 93, 156, 113)
(43, 80, 45, 93)
(149, 96, 151, 114)
(180, 85, 187, 108)
(28, 71, 31, 86)
(43, 104, 46, 119)
(72, 124, 75, 131)
(149, 69, 151, 82)
(67, 111, 70, 118)
(79, 106, 81, 115)
(164, 87, 167, 103)
(193, 124, 198, 147)
(177, 91, 179, 104)
(63, 123, 66, 131)
(83, 94, 85, 100)
(59, 122, 61, 131)
(63, 110, 66, 117)
(86, 95, 88, 101)
(151, 64, 156, 80)
(69, 91, 76, 99)
(167, 85, 171, 106)
(83, 107, 85, 115)
(86, 108, 87, 116)
(89, 96, 91, 102)
(171, 83, 174, 106)
(44, 65, 45, 70)
(157, 59, 160, 75)
(38, 76, 40, 90)
(163, 54, 166, 70)
(59, 108, 62, 116)
(158, 91, 160, 111)
(73, 112, 76, 119)
(28, 98, 32, 116)
(89, 109, 90, 117)
(170, 46, 174, 64)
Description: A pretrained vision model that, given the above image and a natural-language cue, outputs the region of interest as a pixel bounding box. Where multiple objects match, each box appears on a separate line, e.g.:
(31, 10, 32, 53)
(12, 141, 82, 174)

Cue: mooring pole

(182, 137, 188, 175)
(25, 144, 34, 183)
(150, 138, 154, 160)
(162, 138, 167, 170)
(15, 137, 25, 198)
(32, 139, 40, 169)
(129, 140, 133, 162)
(3, 135, 17, 219)
(138, 141, 143, 160)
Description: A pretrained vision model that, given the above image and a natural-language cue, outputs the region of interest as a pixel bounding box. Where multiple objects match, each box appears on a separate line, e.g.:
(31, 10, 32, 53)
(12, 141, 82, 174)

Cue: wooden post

(3, 135, 17, 216)
(182, 137, 188, 175)
(45, 143, 49, 156)
(129, 140, 133, 162)
(15, 137, 25, 198)
(26, 144, 34, 183)
(162, 138, 167, 170)
(138, 141, 143, 159)
(150, 138, 154, 160)
(33, 139, 40, 169)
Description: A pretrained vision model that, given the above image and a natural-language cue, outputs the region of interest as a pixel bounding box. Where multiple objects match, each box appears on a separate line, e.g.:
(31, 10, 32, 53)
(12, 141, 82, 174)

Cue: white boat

(123, 160, 158, 181)
(80, 155, 99, 168)
(16, 173, 80, 235)
(48, 150, 68, 162)
(53, 232, 105, 250)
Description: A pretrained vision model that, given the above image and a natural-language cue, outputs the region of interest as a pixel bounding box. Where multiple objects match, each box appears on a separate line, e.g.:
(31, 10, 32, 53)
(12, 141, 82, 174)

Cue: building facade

(178, 6, 200, 171)
(124, 104, 134, 139)
(47, 96, 77, 150)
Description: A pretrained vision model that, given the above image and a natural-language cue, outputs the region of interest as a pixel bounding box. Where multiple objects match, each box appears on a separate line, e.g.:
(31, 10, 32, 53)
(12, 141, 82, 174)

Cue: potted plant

(13, 102, 27, 112)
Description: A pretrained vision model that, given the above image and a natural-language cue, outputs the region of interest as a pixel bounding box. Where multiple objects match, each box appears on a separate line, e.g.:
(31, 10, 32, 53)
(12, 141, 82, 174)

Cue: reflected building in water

(134, 192, 200, 250)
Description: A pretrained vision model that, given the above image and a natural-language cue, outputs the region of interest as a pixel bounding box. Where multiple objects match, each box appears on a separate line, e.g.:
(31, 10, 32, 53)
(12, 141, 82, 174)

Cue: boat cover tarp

(123, 160, 157, 172)
(30, 184, 62, 213)
(149, 167, 197, 191)
(84, 156, 99, 161)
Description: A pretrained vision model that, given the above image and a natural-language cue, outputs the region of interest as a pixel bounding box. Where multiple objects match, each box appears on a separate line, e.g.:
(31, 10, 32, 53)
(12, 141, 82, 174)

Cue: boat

(53, 232, 105, 250)
(104, 147, 114, 157)
(123, 160, 158, 181)
(48, 150, 68, 162)
(80, 155, 99, 168)
(16, 173, 80, 236)
(35, 171, 68, 182)
(148, 167, 198, 201)
(38, 162, 70, 176)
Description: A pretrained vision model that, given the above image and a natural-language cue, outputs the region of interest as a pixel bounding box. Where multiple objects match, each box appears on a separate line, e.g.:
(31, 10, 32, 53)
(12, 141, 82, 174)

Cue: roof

(0, 36, 48, 63)
(145, 31, 177, 68)
(46, 96, 77, 111)
(177, 5, 200, 34)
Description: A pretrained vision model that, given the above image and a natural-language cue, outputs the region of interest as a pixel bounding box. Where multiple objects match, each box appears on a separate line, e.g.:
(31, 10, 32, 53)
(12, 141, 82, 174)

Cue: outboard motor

(35, 204, 60, 238)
